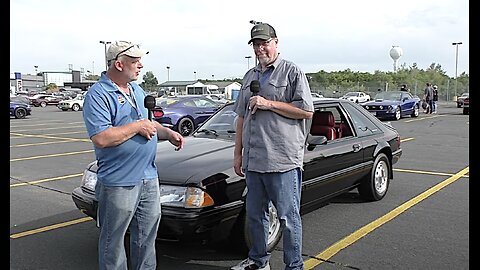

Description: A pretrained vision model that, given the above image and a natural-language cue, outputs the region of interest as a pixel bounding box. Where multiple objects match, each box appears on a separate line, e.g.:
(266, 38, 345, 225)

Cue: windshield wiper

(198, 129, 218, 136)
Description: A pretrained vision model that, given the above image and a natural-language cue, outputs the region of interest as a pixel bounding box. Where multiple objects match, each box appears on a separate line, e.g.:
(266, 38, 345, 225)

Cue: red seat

(310, 111, 337, 140)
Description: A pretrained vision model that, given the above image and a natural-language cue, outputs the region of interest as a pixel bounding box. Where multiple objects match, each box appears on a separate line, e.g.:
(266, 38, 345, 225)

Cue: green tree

(84, 74, 100, 81)
(140, 71, 159, 91)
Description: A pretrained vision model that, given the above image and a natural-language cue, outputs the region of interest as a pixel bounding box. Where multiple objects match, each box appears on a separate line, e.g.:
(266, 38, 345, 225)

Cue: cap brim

(248, 35, 271, 44)
(125, 49, 149, 58)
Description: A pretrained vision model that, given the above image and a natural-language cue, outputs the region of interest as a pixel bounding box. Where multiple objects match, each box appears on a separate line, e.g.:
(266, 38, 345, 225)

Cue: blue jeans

(246, 168, 303, 270)
(95, 179, 161, 270)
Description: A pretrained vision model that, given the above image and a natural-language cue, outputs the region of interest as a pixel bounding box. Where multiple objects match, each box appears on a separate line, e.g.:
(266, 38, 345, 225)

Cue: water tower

(389, 45, 403, 72)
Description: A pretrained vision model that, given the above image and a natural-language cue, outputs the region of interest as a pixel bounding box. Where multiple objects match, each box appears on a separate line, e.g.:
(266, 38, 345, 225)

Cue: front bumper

(71, 186, 244, 242)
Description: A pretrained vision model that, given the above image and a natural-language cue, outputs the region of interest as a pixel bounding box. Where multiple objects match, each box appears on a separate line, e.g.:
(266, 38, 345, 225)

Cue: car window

(310, 105, 354, 141)
(342, 102, 382, 137)
(193, 98, 218, 108)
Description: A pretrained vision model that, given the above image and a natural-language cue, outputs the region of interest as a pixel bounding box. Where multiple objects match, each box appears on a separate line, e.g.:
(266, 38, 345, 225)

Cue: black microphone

(250, 80, 260, 96)
(144, 95, 156, 120)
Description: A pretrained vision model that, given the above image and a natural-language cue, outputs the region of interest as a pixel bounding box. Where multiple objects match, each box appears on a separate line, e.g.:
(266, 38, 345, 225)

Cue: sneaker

(231, 258, 270, 270)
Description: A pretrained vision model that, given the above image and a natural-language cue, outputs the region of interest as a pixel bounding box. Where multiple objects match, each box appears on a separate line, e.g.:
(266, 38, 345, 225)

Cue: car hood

(363, 99, 399, 106)
(10, 101, 29, 106)
(155, 136, 237, 185)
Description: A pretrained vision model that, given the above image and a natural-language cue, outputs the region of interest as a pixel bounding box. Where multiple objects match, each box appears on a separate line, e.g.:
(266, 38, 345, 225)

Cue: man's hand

(249, 95, 272, 114)
(168, 131, 185, 151)
(137, 119, 157, 140)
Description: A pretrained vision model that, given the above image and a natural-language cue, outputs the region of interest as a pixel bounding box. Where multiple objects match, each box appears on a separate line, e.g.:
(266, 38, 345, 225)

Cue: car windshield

(155, 97, 180, 107)
(374, 92, 402, 101)
(345, 92, 359, 97)
(194, 104, 237, 135)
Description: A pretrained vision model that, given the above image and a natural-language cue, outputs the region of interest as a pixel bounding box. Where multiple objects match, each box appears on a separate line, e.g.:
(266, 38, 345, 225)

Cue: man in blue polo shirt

(82, 40, 185, 270)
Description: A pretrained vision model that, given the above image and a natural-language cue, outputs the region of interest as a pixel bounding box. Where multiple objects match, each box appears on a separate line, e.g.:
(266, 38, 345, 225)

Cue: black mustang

(72, 98, 402, 253)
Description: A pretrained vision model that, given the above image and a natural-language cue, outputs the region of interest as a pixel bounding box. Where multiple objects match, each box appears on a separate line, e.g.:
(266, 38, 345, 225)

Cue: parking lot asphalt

(10, 101, 468, 270)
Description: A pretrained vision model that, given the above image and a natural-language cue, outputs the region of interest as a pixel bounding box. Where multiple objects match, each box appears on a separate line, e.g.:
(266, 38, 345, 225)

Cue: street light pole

(194, 71, 197, 80)
(245, 56, 252, 69)
(452, 42, 463, 98)
(166, 66, 170, 81)
(99, 41, 111, 71)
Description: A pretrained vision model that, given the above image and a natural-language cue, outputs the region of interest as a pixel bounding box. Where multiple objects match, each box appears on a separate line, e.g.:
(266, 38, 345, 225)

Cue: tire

(411, 104, 419, 118)
(231, 203, 282, 254)
(177, 117, 194, 136)
(40, 101, 47, 107)
(358, 153, 390, 201)
(72, 103, 80, 111)
(394, 107, 401, 120)
(14, 108, 27, 119)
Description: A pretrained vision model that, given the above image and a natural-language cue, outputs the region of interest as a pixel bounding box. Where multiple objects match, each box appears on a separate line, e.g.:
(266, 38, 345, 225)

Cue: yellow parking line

(400, 137, 414, 142)
(10, 132, 90, 142)
(10, 173, 83, 188)
(10, 217, 93, 239)
(304, 166, 469, 269)
(404, 115, 441, 122)
(10, 150, 94, 162)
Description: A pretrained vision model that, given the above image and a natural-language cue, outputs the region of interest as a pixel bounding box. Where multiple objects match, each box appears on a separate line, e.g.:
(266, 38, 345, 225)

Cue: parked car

(362, 91, 420, 120)
(10, 97, 32, 119)
(311, 92, 325, 101)
(57, 94, 85, 111)
(203, 94, 230, 105)
(72, 99, 402, 253)
(462, 94, 469, 115)
(151, 95, 221, 136)
(339, 91, 371, 103)
(28, 94, 63, 107)
(457, 92, 469, 108)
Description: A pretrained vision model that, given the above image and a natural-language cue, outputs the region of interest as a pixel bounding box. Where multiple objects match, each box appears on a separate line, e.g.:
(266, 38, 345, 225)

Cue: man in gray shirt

(231, 22, 314, 270)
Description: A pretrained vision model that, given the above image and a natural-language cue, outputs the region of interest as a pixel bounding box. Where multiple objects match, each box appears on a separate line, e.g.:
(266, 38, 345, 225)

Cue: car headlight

(160, 185, 214, 208)
(81, 169, 98, 191)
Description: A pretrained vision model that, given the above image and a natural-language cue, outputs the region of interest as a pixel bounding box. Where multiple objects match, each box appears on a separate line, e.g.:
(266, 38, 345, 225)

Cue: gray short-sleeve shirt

(233, 56, 314, 173)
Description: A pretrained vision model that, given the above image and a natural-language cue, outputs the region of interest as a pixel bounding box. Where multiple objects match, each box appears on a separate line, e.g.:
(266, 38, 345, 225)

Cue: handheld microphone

(144, 95, 156, 120)
(250, 80, 260, 96)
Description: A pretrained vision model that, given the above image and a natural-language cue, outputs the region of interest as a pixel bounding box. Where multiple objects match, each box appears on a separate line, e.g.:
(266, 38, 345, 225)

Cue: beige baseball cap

(106, 41, 149, 61)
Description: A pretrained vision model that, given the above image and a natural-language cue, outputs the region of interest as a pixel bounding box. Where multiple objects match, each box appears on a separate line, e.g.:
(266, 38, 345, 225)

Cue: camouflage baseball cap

(106, 41, 149, 61)
(248, 23, 277, 44)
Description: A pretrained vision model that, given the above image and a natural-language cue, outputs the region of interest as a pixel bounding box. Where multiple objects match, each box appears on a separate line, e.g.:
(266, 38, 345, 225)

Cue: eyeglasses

(251, 38, 275, 49)
(114, 44, 139, 60)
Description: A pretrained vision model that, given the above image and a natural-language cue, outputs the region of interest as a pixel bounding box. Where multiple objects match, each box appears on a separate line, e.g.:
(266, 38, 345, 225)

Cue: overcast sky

(10, 0, 468, 83)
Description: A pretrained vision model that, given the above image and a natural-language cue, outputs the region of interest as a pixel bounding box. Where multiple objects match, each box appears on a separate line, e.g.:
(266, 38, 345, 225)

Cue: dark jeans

(426, 99, 434, 114)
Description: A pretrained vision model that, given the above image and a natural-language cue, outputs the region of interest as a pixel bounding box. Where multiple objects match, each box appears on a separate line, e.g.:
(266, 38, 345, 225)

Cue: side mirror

(306, 135, 328, 151)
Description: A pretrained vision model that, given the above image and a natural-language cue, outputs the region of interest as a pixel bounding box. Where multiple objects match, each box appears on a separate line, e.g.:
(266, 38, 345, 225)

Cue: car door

(301, 103, 366, 212)
(399, 92, 416, 115)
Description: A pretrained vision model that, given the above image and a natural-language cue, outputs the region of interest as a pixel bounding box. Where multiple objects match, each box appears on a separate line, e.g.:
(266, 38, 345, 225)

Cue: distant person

(400, 84, 409, 92)
(82, 40, 185, 270)
(231, 22, 314, 270)
(423, 82, 434, 114)
(432, 85, 439, 113)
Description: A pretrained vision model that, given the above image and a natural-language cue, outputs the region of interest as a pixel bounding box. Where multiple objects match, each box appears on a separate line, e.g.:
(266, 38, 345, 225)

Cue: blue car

(152, 96, 221, 136)
(362, 91, 420, 120)
(10, 97, 32, 119)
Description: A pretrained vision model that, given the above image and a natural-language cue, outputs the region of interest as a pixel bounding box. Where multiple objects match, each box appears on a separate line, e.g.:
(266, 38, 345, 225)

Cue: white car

(340, 91, 370, 103)
(57, 94, 85, 111)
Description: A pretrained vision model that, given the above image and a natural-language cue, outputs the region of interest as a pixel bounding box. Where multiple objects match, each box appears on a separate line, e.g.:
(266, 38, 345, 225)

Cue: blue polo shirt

(83, 72, 158, 186)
